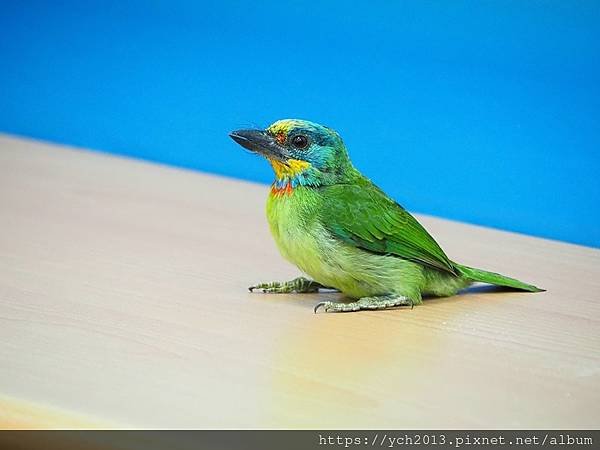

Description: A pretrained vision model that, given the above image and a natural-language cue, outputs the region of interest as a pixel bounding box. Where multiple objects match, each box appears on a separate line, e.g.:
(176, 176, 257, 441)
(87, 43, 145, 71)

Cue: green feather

(320, 180, 457, 275)
(453, 263, 545, 292)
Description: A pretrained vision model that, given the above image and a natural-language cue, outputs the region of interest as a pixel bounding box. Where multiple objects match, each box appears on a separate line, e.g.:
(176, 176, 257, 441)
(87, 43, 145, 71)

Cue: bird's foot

(314, 294, 414, 313)
(249, 277, 324, 294)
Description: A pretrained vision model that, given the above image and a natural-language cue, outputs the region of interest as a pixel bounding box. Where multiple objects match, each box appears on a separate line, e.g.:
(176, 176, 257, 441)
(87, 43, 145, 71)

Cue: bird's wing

(320, 182, 457, 275)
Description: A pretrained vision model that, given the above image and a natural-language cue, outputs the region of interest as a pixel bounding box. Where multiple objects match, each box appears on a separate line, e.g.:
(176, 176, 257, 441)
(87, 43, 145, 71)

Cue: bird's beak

(229, 129, 288, 161)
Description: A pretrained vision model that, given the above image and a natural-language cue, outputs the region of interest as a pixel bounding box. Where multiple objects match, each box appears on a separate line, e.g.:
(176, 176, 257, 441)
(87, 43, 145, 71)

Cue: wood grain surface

(1, 134, 599, 429)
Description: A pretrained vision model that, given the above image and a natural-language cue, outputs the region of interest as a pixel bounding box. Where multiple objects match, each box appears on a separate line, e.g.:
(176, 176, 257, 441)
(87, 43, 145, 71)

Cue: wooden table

(1, 134, 598, 429)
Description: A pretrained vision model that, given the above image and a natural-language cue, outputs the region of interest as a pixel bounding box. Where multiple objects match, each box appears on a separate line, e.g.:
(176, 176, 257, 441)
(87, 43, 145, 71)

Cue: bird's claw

(314, 295, 414, 313)
(314, 302, 329, 313)
(248, 277, 323, 294)
(248, 283, 273, 293)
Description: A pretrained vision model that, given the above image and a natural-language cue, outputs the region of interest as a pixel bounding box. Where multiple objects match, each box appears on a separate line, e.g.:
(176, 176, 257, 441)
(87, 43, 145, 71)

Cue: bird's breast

(265, 188, 326, 274)
(265, 188, 369, 294)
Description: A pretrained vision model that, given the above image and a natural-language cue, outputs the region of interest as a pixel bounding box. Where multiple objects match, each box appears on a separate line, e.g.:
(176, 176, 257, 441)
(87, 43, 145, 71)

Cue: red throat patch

(270, 182, 293, 197)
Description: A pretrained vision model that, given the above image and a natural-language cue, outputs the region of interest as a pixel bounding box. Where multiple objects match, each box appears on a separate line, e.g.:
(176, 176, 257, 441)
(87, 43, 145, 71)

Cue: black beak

(229, 129, 287, 161)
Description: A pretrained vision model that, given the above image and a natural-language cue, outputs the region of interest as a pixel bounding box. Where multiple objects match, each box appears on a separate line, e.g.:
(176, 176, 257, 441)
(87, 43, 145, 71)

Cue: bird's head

(229, 119, 353, 188)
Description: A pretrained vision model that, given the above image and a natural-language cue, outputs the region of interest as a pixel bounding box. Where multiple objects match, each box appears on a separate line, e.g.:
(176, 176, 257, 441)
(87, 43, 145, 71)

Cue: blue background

(1, 1, 599, 247)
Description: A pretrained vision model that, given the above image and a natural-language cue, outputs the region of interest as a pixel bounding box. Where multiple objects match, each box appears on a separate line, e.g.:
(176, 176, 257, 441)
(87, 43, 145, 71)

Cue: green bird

(230, 119, 543, 313)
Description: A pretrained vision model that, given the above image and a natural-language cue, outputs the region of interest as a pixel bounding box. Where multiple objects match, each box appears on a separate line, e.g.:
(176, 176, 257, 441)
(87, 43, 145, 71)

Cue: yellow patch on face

(270, 159, 311, 180)
(267, 119, 296, 136)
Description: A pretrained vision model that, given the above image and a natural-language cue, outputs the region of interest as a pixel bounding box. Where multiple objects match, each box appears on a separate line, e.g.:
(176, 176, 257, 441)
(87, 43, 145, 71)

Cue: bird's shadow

(422, 284, 528, 302)
(302, 284, 532, 312)
(461, 284, 529, 295)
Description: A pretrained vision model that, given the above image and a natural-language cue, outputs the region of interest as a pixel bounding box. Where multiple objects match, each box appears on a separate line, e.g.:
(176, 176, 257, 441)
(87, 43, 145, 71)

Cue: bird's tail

(454, 263, 544, 292)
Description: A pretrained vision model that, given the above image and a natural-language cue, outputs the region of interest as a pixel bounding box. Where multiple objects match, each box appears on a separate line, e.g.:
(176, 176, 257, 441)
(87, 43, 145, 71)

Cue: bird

(229, 119, 543, 313)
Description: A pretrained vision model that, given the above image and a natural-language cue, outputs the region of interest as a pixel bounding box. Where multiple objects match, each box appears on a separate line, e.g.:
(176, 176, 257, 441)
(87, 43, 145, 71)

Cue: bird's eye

(291, 134, 309, 149)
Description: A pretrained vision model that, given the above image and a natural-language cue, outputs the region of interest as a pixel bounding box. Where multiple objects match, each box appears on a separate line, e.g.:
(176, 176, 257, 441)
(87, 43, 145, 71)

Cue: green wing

(320, 182, 457, 275)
